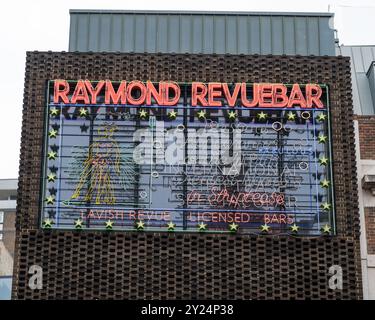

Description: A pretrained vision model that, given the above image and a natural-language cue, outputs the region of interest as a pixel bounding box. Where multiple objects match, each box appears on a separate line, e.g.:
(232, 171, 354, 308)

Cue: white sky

(0, 0, 375, 179)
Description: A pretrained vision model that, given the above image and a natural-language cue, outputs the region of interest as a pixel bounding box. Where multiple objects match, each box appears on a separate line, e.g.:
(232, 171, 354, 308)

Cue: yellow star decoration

(167, 221, 175, 231)
(321, 224, 331, 234)
(290, 224, 299, 233)
(319, 156, 329, 166)
(257, 111, 267, 121)
(79, 108, 89, 117)
(136, 220, 145, 230)
(105, 220, 114, 230)
(317, 113, 327, 122)
(228, 223, 239, 232)
(47, 151, 57, 160)
(321, 202, 331, 211)
(139, 110, 148, 119)
(48, 129, 58, 138)
(260, 224, 270, 233)
(49, 107, 59, 116)
(287, 112, 296, 121)
(74, 219, 83, 229)
(197, 110, 206, 119)
(45, 195, 55, 205)
(168, 111, 177, 119)
(228, 111, 237, 120)
(47, 173, 56, 182)
(318, 134, 327, 144)
(198, 222, 207, 231)
(43, 218, 54, 229)
(320, 179, 330, 188)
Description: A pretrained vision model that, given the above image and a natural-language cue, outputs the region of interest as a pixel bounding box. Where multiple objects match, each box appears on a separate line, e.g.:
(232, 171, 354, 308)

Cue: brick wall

(357, 116, 375, 257)
(365, 207, 375, 254)
(356, 115, 375, 160)
(12, 52, 362, 299)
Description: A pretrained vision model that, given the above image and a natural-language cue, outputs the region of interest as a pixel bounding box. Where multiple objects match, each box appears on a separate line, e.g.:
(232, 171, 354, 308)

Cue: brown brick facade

(355, 116, 375, 257)
(355, 115, 375, 160)
(365, 207, 375, 254)
(12, 52, 362, 299)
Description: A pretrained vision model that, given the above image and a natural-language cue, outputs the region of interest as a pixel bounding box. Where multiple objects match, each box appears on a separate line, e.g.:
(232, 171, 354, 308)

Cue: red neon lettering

(273, 84, 288, 107)
(287, 215, 294, 224)
(53, 80, 70, 104)
(87, 210, 95, 219)
(279, 214, 287, 224)
(129, 211, 136, 220)
(163, 82, 180, 106)
(85, 80, 105, 104)
(127, 81, 146, 105)
(306, 84, 324, 108)
(137, 212, 145, 220)
(107, 211, 114, 220)
(288, 84, 307, 108)
(208, 82, 222, 107)
(264, 214, 271, 224)
(192, 82, 208, 106)
(146, 81, 163, 105)
(53, 80, 325, 109)
(241, 83, 259, 107)
(115, 211, 124, 220)
(105, 80, 127, 104)
(222, 83, 241, 107)
(71, 80, 90, 104)
(258, 84, 273, 107)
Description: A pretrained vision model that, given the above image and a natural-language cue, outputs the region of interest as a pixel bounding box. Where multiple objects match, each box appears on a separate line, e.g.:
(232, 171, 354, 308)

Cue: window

(0, 276, 12, 300)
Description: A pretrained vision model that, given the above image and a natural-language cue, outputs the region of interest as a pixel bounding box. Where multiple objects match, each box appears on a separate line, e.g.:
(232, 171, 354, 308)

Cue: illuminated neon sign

(40, 80, 335, 235)
(53, 80, 324, 108)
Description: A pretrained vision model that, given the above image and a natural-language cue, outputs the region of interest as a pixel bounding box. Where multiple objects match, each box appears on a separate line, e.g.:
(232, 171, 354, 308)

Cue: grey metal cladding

(339, 45, 375, 115)
(69, 10, 335, 56)
(367, 62, 375, 111)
